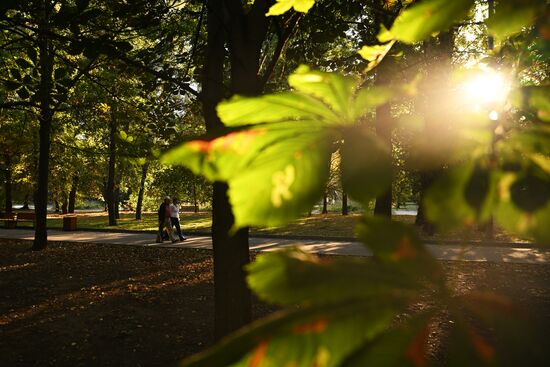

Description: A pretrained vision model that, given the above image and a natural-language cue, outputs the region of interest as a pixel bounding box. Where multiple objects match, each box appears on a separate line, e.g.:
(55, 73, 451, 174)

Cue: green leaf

(341, 126, 392, 205)
(217, 92, 339, 126)
(180, 300, 398, 367)
(266, 0, 315, 16)
(509, 172, 550, 212)
(288, 65, 357, 120)
(486, 0, 545, 41)
(351, 86, 393, 119)
(355, 216, 442, 281)
(163, 121, 334, 228)
(381, 0, 475, 44)
(424, 162, 498, 231)
(343, 313, 433, 367)
(15, 58, 32, 69)
(495, 172, 550, 245)
(248, 247, 421, 307)
(119, 131, 128, 140)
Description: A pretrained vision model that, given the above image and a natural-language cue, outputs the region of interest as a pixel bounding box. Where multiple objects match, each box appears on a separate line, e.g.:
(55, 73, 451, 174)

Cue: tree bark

(202, 0, 251, 340)
(68, 175, 78, 213)
(135, 162, 148, 220)
(4, 155, 13, 214)
(106, 109, 117, 226)
(61, 195, 68, 214)
(202, 0, 270, 339)
(342, 192, 348, 216)
(33, 2, 54, 250)
(415, 32, 454, 233)
(22, 194, 30, 210)
(322, 194, 328, 214)
(192, 181, 199, 213)
(373, 57, 393, 218)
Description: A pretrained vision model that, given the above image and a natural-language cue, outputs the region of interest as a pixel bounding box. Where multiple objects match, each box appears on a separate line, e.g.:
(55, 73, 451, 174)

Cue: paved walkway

(0, 228, 548, 264)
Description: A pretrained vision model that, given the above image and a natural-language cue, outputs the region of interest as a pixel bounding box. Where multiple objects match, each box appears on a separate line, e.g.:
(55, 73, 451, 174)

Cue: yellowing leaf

(266, 0, 315, 16)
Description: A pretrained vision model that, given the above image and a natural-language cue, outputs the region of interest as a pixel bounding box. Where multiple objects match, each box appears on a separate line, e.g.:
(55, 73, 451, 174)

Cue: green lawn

(2, 211, 525, 242)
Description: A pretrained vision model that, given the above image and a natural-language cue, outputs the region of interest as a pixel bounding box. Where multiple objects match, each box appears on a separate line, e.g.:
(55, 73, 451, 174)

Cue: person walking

(157, 196, 177, 243)
(170, 198, 186, 241)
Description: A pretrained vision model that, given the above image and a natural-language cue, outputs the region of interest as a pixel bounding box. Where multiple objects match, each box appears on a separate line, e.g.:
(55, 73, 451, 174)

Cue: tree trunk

(114, 185, 120, 219)
(68, 175, 78, 213)
(373, 56, 393, 218)
(135, 162, 148, 220)
(415, 32, 454, 233)
(33, 3, 54, 250)
(322, 194, 328, 214)
(55, 200, 60, 213)
(202, 0, 269, 339)
(61, 195, 68, 214)
(4, 155, 13, 214)
(22, 194, 29, 210)
(106, 111, 117, 226)
(342, 192, 348, 216)
(193, 181, 199, 213)
(203, 0, 251, 339)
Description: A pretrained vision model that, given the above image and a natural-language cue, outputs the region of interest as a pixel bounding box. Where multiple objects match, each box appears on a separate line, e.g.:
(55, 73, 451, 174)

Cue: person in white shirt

(170, 198, 186, 241)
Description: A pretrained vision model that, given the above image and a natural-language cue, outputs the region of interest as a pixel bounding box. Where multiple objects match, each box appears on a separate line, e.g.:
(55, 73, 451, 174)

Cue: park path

(0, 228, 548, 264)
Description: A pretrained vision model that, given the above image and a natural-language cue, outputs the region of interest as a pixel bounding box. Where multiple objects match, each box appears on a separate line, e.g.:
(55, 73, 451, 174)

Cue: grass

(2, 210, 527, 243)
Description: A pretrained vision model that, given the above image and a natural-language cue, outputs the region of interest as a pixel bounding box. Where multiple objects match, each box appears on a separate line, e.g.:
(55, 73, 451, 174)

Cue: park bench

(0, 212, 77, 230)
(180, 205, 199, 212)
(1, 213, 17, 229)
(1, 212, 35, 228)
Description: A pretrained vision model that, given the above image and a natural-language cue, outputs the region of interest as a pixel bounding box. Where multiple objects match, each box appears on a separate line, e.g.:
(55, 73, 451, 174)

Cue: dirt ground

(1, 239, 549, 367)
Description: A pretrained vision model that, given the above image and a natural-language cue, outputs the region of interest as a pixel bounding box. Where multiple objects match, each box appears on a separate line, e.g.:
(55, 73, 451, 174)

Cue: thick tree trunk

(415, 32, 454, 233)
(68, 175, 78, 213)
(373, 57, 393, 218)
(4, 155, 13, 214)
(33, 3, 54, 250)
(202, 0, 269, 339)
(202, 0, 252, 339)
(106, 112, 117, 226)
(135, 162, 148, 220)
(342, 192, 348, 216)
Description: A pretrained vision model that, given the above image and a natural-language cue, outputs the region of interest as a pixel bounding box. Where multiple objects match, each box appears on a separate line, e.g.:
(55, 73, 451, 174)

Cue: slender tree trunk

(135, 162, 148, 220)
(114, 185, 120, 219)
(342, 192, 348, 216)
(322, 194, 328, 214)
(22, 194, 29, 210)
(33, 2, 54, 250)
(4, 155, 13, 214)
(192, 181, 198, 213)
(373, 57, 393, 218)
(68, 175, 78, 213)
(61, 195, 68, 214)
(55, 200, 60, 213)
(106, 111, 117, 226)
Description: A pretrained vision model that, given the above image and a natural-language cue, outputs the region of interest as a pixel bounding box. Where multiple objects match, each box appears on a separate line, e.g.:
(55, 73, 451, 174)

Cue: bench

(180, 205, 199, 212)
(1, 213, 17, 229)
(1, 212, 36, 228)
